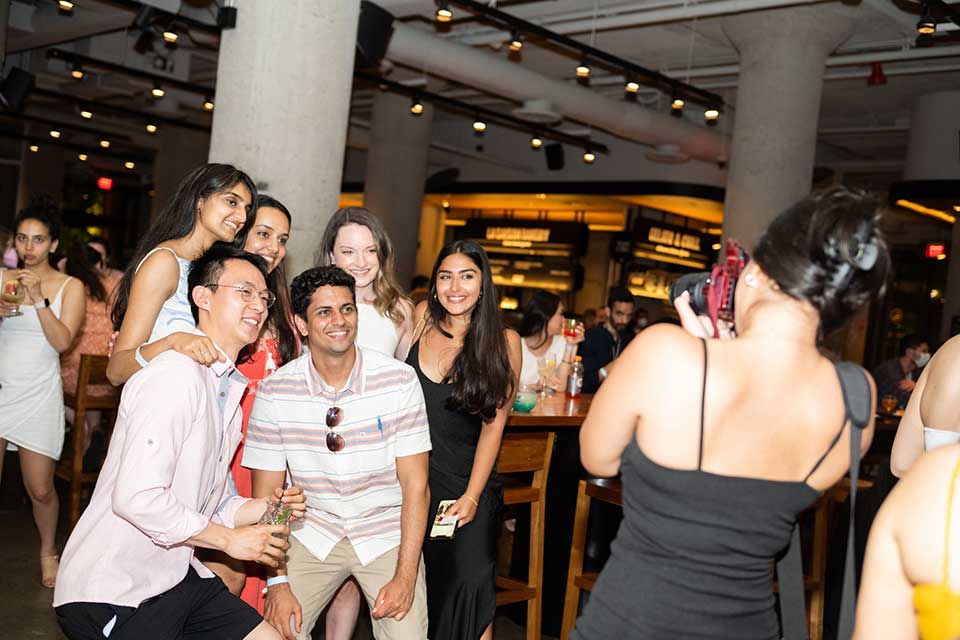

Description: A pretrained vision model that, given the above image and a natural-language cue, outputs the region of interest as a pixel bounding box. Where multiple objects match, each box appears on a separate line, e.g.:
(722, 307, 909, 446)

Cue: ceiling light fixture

(162, 29, 178, 44)
(410, 97, 424, 115)
(49, 130, 61, 139)
(80, 109, 93, 119)
(58, 1, 74, 16)
(625, 79, 640, 94)
(78, 153, 87, 161)
(125, 161, 135, 170)
(704, 108, 720, 126)
(29, 145, 39, 152)
(99, 139, 110, 148)
(151, 83, 165, 98)
(146, 123, 158, 134)
(530, 135, 543, 150)
(70, 62, 84, 80)
(202, 96, 214, 111)
(509, 31, 523, 52)
(583, 148, 596, 164)
(435, 1, 452, 23)
(575, 59, 591, 79)
(671, 97, 684, 118)
(473, 117, 487, 136)
(917, 2, 936, 34)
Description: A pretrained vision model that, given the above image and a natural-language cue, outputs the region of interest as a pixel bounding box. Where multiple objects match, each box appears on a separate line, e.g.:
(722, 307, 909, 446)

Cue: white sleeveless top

(0, 275, 72, 459)
(924, 427, 960, 452)
(135, 247, 199, 344)
(356, 302, 399, 357)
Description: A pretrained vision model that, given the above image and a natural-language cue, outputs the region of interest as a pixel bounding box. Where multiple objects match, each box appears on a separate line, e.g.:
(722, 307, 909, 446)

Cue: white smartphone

(429, 499, 459, 540)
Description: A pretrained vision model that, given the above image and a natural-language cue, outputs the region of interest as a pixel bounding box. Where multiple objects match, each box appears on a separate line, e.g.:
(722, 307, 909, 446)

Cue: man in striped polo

(244, 266, 431, 640)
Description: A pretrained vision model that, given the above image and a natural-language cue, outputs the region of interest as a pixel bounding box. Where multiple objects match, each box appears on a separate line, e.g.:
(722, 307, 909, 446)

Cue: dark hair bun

(752, 187, 890, 333)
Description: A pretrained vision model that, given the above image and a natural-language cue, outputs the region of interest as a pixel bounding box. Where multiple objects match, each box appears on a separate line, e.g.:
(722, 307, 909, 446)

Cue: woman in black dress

(407, 240, 520, 640)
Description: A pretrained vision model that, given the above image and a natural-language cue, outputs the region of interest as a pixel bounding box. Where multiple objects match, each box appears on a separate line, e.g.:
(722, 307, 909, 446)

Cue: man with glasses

(55, 245, 306, 640)
(244, 266, 431, 640)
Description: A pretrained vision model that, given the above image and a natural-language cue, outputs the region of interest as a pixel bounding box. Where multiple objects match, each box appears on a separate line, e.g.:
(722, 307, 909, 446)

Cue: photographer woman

(572, 188, 889, 638)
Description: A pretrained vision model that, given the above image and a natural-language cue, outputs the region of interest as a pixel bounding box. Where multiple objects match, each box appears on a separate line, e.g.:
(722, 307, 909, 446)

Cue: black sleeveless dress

(572, 340, 848, 639)
(407, 341, 503, 640)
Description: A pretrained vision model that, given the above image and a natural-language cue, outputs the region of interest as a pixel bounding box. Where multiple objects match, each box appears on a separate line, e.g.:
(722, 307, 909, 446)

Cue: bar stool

(55, 354, 120, 527)
(495, 431, 556, 640)
(560, 477, 623, 640)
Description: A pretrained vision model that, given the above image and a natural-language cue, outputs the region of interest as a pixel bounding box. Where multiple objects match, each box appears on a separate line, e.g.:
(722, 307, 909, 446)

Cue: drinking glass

(880, 394, 897, 414)
(537, 356, 557, 396)
(563, 317, 578, 339)
(1, 279, 24, 317)
(513, 384, 538, 413)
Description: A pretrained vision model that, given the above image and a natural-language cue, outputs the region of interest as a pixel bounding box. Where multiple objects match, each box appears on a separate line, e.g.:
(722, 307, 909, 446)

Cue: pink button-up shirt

(54, 349, 251, 608)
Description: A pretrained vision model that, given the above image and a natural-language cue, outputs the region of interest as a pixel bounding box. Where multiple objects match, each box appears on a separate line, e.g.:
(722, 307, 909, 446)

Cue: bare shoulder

(885, 444, 960, 528)
(622, 323, 702, 371)
(397, 296, 415, 321)
(413, 299, 428, 323)
(132, 249, 179, 294)
(503, 327, 521, 350)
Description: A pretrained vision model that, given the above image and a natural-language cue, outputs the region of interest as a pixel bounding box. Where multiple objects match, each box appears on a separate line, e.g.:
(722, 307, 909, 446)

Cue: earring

(478, 291, 483, 301)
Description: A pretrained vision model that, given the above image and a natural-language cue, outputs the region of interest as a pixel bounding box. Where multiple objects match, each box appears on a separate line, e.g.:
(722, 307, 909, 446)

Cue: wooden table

(507, 393, 592, 429)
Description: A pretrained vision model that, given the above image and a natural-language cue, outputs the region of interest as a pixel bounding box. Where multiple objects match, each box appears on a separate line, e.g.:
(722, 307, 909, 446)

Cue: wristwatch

(35, 297, 50, 309)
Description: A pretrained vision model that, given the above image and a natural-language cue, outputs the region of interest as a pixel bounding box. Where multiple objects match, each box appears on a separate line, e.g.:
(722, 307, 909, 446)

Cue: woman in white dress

(107, 163, 257, 385)
(518, 290, 584, 391)
(315, 207, 414, 639)
(0, 203, 85, 587)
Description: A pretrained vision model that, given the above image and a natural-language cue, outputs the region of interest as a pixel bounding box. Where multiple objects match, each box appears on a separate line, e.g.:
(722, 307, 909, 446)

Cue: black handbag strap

(777, 362, 871, 640)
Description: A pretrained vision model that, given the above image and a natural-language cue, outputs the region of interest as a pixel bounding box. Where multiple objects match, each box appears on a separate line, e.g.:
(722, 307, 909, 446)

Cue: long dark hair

(65, 244, 107, 302)
(518, 290, 560, 349)
(111, 163, 257, 330)
(318, 207, 407, 326)
(236, 195, 299, 365)
(752, 187, 890, 334)
(427, 240, 514, 421)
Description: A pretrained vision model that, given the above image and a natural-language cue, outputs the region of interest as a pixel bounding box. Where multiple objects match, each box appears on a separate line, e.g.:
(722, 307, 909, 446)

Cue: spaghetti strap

(697, 338, 707, 471)
(135, 246, 180, 273)
(941, 454, 960, 584)
(53, 276, 72, 302)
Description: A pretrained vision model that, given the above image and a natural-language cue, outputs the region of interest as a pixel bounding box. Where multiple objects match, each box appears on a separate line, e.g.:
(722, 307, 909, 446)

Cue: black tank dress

(572, 340, 848, 639)
(407, 340, 503, 640)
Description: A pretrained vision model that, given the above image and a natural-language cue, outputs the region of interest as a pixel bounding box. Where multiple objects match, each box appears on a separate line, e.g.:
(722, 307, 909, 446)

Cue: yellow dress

(914, 454, 960, 640)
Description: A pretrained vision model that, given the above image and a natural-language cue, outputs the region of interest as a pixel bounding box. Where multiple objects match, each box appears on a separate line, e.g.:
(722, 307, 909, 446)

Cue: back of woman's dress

(572, 341, 848, 639)
(407, 340, 502, 640)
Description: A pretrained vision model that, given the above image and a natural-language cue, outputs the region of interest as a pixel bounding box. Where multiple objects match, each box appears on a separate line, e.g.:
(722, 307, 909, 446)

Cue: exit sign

(926, 243, 947, 259)
(97, 177, 113, 191)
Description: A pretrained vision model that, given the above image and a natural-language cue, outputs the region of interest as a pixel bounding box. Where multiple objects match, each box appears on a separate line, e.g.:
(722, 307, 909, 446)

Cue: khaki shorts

(287, 536, 428, 640)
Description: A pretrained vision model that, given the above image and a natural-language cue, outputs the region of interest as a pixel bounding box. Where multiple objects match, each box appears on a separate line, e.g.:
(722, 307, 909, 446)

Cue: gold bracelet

(463, 494, 479, 508)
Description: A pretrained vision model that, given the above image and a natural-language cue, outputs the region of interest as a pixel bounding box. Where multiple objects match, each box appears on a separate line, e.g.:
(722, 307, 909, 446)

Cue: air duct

(383, 21, 728, 162)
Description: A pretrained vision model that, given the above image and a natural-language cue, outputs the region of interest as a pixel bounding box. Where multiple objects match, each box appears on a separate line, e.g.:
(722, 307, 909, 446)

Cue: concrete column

(908, 92, 960, 338)
(208, 0, 359, 279)
(151, 127, 210, 221)
(414, 202, 446, 278)
(363, 91, 434, 287)
(16, 141, 64, 212)
(721, 5, 857, 249)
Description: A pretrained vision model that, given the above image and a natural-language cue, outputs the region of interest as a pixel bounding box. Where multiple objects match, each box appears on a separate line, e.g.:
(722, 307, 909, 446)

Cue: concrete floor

(0, 466, 541, 640)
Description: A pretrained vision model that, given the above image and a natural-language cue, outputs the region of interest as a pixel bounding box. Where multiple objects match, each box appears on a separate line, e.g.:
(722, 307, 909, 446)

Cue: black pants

(56, 567, 262, 640)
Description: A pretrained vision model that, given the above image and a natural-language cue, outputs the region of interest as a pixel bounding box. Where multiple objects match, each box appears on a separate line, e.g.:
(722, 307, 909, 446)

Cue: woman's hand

(673, 292, 735, 340)
(544, 374, 564, 391)
(17, 270, 42, 302)
(167, 332, 225, 366)
(443, 495, 479, 528)
(564, 322, 586, 345)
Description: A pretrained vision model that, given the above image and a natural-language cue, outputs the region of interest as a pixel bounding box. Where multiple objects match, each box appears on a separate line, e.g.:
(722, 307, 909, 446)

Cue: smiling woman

(106, 163, 258, 386)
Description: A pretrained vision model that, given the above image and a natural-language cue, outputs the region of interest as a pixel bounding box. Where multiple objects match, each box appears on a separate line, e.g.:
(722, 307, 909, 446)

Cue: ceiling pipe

(384, 22, 728, 162)
(456, 0, 834, 46)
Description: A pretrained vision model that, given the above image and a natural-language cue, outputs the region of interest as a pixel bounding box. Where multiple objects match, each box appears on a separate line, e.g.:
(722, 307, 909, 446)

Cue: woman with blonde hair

(318, 207, 414, 359)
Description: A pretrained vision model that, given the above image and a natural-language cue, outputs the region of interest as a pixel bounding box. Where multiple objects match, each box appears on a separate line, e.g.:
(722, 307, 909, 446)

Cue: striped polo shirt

(243, 347, 431, 566)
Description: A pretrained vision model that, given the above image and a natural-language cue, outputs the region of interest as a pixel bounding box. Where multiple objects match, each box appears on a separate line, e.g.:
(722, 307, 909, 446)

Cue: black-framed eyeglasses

(326, 406, 344, 452)
(204, 283, 276, 308)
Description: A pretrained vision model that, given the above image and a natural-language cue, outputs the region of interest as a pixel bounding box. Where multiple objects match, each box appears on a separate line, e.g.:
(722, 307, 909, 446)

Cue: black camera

(668, 239, 748, 337)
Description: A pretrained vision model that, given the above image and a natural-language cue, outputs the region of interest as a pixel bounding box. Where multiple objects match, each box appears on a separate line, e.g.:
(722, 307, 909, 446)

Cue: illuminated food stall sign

(647, 226, 701, 252)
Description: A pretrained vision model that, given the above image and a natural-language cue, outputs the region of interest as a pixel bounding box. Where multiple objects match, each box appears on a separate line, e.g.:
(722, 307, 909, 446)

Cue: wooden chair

(55, 354, 120, 527)
(495, 431, 556, 640)
(560, 477, 623, 640)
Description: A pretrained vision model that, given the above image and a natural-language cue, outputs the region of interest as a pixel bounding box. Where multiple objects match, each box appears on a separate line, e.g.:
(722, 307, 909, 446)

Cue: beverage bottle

(566, 356, 583, 399)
